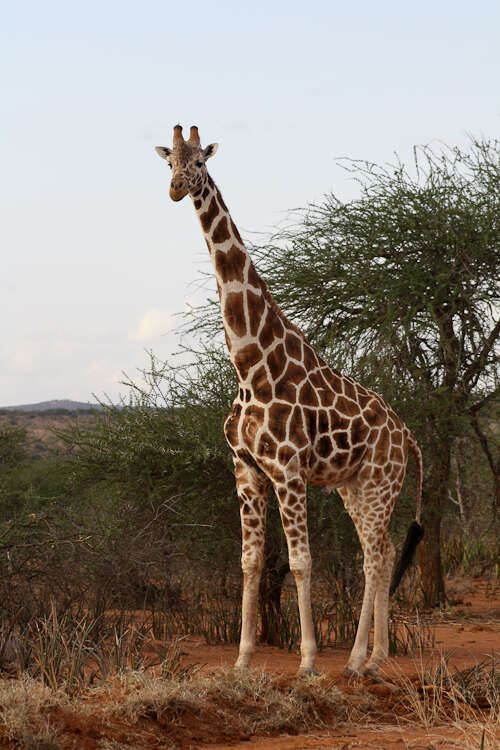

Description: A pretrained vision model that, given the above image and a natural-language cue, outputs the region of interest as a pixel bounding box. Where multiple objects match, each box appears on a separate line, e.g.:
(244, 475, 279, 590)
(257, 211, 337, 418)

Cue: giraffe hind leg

(343, 561, 378, 675)
(339, 483, 397, 676)
(363, 534, 395, 677)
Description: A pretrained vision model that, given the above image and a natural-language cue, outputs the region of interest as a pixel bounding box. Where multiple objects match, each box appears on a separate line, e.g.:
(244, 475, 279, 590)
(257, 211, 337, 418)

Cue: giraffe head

(155, 125, 218, 201)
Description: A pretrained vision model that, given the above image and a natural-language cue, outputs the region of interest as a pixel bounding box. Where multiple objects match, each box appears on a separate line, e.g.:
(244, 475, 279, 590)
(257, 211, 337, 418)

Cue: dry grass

(0, 676, 66, 749)
(0, 601, 498, 749)
(108, 667, 348, 735)
(455, 719, 500, 750)
(1, 660, 499, 749)
(393, 656, 500, 728)
(0, 668, 348, 748)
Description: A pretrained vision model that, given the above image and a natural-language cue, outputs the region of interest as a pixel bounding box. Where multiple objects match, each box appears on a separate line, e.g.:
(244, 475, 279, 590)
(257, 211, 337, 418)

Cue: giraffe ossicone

(156, 125, 424, 677)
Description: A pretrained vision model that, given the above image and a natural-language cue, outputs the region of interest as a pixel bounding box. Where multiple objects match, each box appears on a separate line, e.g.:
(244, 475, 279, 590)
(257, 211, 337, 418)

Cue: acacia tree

(253, 138, 500, 605)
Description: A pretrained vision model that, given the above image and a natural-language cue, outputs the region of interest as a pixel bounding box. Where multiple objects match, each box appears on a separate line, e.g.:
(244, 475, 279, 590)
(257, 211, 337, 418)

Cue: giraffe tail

(389, 432, 424, 596)
(408, 432, 423, 527)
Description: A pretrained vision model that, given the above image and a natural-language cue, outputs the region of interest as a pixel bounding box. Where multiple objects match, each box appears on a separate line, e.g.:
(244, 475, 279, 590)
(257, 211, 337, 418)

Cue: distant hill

(0, 399, 102, 413)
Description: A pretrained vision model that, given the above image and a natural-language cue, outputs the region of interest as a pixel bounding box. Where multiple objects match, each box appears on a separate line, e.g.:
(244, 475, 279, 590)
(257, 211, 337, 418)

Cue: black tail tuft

(389, 521, 424, 596)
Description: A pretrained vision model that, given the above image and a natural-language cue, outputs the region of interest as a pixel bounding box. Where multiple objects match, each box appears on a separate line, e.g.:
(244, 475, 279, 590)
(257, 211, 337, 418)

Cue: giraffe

(156, 125, 424, 678)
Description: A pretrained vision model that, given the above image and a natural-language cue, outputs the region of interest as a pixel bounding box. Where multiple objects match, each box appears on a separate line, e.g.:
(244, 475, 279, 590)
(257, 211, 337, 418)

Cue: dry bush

(107, 667, 347, 736)
(0, 676, 65, 749)
(395, 656, 500, 728)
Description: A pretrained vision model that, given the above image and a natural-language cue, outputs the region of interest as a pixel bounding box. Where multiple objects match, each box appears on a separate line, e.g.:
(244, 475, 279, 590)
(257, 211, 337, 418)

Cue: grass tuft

(108, 667, 347, 736)
(396, 656, 500, 727)
(0, 676, 64, 749)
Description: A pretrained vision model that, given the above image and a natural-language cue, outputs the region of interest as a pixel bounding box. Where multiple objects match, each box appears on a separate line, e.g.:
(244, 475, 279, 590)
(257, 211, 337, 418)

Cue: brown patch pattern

(235, 343, 261, 380)
(224, 292, 246, 337)
(247, 290, 266, 336)
(212, 216, 230, 244)
(200, 197, 218, 232)
(215, 245, 246, 283)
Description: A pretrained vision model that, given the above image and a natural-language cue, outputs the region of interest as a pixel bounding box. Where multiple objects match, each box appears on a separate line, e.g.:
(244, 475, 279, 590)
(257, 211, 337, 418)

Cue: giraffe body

(156, 126, 423, 677)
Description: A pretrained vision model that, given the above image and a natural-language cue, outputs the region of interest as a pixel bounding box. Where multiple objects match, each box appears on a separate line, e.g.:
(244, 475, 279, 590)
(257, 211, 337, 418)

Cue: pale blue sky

(1, 0, 499, 405)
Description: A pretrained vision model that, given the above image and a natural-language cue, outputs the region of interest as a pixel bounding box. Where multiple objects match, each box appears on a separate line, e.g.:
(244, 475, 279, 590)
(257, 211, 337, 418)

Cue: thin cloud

(129, 308, 174, 342)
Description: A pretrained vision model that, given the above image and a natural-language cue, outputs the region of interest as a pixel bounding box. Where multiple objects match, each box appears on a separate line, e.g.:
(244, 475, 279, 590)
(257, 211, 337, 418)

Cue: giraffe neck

(191, 174, 302, 384)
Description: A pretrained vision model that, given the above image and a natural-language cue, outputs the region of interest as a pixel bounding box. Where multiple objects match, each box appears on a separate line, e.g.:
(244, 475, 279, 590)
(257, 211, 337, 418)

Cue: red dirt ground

(182, 575, 499, 675)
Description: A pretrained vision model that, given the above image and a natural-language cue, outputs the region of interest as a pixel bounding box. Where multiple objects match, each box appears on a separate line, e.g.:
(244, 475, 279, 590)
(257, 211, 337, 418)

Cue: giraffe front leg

(291, 546, 318, 676)
(233, 459, 269, 671)
(235, 549, 264, 670)
(275, 480, 318, 676)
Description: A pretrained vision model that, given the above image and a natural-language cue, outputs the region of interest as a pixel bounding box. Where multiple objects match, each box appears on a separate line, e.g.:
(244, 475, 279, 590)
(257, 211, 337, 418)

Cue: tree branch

(469, 385, 500, 415)
(462, 318, 500, 388)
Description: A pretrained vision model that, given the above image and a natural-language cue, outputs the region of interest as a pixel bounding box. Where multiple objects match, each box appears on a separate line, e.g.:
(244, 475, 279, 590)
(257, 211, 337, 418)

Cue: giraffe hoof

(297, 667, 321, 678)
(357, 665, 397, 690)
(343, 667, 363, 678)
(364, 671, 398, 691)
(361, 665, 382, 681)
(233, 662, 250, 673)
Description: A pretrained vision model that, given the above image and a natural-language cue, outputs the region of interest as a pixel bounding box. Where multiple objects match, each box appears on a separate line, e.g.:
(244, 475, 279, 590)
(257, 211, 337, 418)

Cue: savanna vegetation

(0, 137, 498, 749)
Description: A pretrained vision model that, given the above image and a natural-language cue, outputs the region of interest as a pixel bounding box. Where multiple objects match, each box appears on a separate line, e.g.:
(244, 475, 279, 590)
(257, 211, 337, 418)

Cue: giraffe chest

(224, 396, 372, 486)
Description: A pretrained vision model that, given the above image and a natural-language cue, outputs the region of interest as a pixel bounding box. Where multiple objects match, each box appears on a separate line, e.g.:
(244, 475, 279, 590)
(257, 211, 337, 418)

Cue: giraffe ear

(155, 146, 172, 160)
(202, 143, 218, 160)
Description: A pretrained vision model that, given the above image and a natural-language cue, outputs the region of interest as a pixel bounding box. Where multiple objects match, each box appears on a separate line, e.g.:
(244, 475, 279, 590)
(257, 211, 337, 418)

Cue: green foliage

(63, 348, 234, 492)
(255, 140, 499, 415)
(58, 348, 240, 570)
(443, 535, 500, 576)
(0, 424, 28, 468)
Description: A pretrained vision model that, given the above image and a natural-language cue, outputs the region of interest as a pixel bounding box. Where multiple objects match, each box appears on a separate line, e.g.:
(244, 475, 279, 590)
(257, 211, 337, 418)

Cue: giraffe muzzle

(170, 179, 188, 201)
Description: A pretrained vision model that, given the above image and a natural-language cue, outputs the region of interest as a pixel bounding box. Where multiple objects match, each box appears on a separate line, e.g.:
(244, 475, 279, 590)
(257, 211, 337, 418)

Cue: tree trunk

(419, 511, 446, 607)
(470, 409, 500, 520)
(418, 447, 450, 607)
(259, 551, 289, 645)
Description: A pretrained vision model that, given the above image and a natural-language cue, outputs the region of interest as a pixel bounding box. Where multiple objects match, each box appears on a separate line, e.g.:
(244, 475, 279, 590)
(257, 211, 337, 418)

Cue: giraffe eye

(195, 160, 203, 168)
(168, 162, 173, 169)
